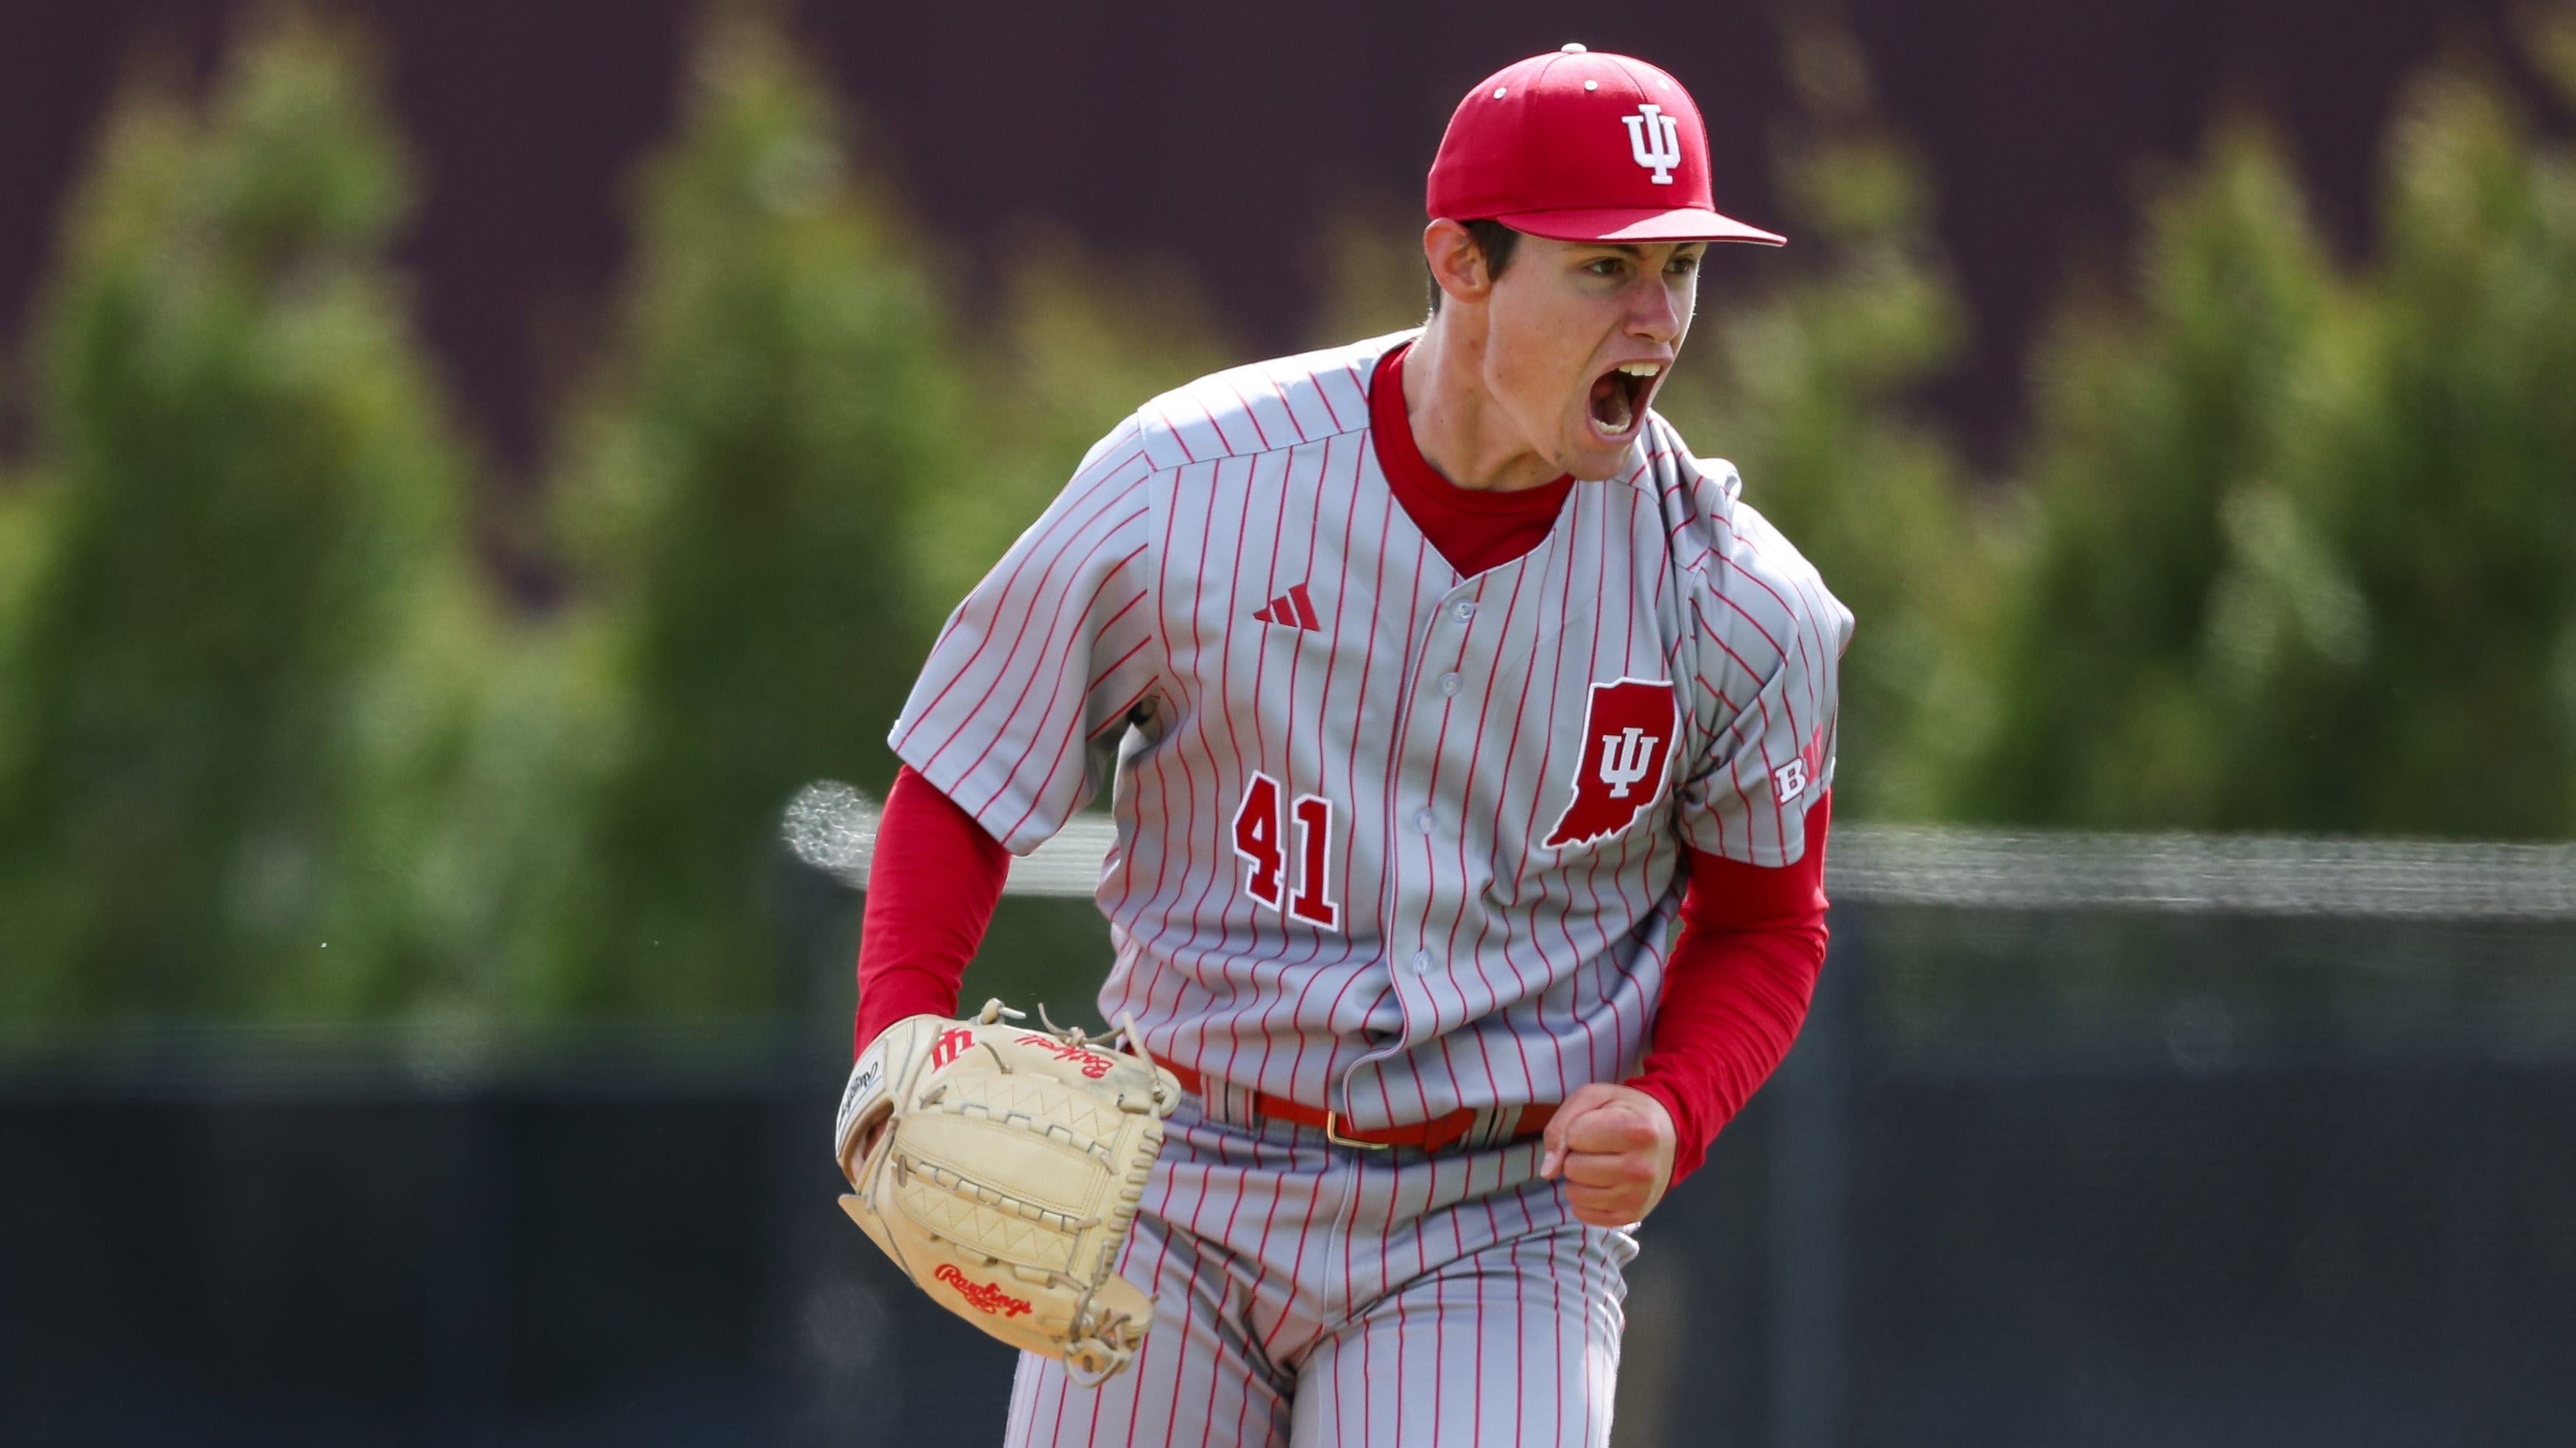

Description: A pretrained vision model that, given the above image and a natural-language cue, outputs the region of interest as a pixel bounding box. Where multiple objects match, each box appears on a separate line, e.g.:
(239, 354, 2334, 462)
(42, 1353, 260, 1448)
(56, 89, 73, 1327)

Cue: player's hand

(1538, 1083, 1676, 1227)
(835, 1118, 888, 1190)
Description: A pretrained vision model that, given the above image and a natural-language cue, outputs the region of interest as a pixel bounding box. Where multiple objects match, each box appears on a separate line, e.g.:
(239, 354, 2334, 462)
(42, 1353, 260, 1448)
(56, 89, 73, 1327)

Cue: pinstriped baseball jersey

(891, 330, 1850, 1134)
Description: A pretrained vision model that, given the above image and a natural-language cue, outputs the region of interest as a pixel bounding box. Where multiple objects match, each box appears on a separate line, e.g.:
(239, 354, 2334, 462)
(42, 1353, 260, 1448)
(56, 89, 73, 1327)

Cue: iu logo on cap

(1624, 104, 1682, 184)
(1545, 678, 1680, 847)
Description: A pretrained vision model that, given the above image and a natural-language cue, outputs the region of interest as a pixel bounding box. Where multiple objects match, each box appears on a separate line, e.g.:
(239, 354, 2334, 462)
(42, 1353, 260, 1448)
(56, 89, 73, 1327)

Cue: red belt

(1164, 1063, 1556, 1151)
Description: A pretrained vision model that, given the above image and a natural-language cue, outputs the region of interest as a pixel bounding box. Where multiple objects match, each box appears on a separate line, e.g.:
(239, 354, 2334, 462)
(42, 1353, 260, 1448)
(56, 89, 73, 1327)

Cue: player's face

(1483, 236, 1702, 481)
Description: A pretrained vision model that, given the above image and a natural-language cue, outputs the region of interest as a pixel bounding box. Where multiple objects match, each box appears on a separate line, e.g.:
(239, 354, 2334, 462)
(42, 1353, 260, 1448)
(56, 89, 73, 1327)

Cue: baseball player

(846, 43, 1850, 1446)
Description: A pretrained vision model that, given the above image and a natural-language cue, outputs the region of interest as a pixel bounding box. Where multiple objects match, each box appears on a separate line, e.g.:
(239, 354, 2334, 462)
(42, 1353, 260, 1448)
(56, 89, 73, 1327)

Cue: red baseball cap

(1426, 43, 1785, 247)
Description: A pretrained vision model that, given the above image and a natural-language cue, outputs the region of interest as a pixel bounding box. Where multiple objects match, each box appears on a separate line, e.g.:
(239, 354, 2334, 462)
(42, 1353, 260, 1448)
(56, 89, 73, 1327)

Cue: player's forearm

(1625, 795, 1833, 1185)
(852, 764, 1011, 1053)
(1627, 924, 1825, 1182)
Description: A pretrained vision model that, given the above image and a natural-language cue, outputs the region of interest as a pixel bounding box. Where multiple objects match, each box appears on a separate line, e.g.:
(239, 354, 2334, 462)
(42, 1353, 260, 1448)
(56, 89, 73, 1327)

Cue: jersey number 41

(1232, 773, 1340, 931)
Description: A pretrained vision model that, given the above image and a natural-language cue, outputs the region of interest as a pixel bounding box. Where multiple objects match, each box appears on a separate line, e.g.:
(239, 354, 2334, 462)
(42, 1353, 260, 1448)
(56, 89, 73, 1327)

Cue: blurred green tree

(1648, 19, 1996, 822)
(544, 10, 963, 1015)
(2220, 56, 2576, 835)
(913, 235, 1231, 636)
(1303, 196, 1434, 346)
(1960, 127, 2336, 829)
(0, 14, 503, 1021)
(0, 469, 50, 722)
(1961, 29, 2576, 835)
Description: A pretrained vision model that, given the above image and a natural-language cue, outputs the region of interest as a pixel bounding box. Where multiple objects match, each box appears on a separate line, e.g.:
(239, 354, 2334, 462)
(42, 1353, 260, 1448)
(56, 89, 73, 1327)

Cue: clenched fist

(1538, 1083, 1677, 1227)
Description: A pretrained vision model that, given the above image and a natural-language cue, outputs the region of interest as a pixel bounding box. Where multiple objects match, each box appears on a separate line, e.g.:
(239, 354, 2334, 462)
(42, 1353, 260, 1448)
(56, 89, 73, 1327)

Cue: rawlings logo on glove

(835, 1000, 1181, 1386)
(935, 1263, 1034, 1319)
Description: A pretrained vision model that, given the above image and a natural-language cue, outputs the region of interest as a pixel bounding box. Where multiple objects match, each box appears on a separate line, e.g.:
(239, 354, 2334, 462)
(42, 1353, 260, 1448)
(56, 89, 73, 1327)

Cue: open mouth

(1586, 361, 1661, 440)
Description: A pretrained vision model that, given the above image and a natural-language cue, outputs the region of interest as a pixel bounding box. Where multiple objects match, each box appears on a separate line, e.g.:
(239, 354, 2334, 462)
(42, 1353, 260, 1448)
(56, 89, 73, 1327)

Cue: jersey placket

(1335, 547, 1543, 1130)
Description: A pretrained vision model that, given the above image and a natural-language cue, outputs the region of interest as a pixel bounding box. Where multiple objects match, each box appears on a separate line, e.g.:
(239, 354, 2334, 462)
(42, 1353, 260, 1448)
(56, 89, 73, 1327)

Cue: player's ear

(1423, 219, 1493, 307)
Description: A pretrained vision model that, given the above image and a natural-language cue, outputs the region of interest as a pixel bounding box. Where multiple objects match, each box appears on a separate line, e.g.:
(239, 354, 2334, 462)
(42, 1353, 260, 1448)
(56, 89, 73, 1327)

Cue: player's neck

(1401, 319, 1566, 494)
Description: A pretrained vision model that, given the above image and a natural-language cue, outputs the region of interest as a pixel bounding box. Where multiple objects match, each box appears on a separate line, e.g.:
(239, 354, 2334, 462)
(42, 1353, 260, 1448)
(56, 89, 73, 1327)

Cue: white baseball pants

(1003, 1095, 1637, 1447)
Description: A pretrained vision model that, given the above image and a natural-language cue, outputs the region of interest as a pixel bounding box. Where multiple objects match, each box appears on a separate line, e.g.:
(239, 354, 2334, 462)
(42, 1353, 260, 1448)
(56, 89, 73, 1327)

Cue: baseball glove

(834, 1000, 1181, 1385)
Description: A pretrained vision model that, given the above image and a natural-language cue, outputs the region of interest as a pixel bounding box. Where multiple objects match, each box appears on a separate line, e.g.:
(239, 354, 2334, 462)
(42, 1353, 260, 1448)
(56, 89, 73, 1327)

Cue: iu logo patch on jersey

(1544, 678, 1680, 848)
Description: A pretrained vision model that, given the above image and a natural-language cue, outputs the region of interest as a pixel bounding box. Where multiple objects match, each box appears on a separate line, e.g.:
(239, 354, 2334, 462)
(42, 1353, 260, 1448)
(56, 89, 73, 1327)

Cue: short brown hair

(1425, 219, 1523, 314)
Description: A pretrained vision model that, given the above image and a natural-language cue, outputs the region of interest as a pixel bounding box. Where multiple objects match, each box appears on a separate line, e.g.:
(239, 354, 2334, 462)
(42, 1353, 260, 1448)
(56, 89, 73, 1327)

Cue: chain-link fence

(1631, 826, 2576, 1448)
(4, 803, 2569, 1445)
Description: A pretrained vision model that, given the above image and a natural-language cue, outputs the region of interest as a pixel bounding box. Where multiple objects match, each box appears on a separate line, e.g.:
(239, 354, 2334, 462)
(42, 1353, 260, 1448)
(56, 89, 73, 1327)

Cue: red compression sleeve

(1625, 793, 1833, 1185)
(852, 765, 1011, 1054)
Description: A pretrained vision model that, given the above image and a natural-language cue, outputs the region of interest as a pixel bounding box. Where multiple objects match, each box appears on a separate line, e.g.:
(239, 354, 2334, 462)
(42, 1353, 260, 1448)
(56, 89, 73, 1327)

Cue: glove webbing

(941, 1099, 1117, 1165)
(905, 1158, 1100, 1235)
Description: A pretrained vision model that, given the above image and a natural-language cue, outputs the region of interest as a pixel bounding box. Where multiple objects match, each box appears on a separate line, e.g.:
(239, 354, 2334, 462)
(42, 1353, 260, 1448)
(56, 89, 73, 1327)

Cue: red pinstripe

(1262, 373, 1313, 446)
(1086, 672, 1158, 739)
(1357, 527, 1437, 1125)
(1163, 1129, 1235, 1448)
(1213, 443, 1331, 1084)
(1569, 500, 1656, 1081)
(1376, 1153, 1404, 1448)
(1188, 386, 1256, 458)
(1703, 511, 1841, 792)
(1150, 400, 1200, 464)
(1206, 447, 1302, 1098)
(896, 458, 1147, 765)
(1521, 493, 1593, 1099)
(1553, 520, 1627, 1082)
(1289, 436, 1381, 1049)
(1325, 360, 1366, 430)
(1090, 587, 1153, 661)
(1218, 375, 1283, 452)
(1130, 466, 1231, 1051)
(1295, 480, 1404, 1113)
(980, 551, 1154, 817)
(1154, 461, 1261, 1015)
(1240, 1121, 1305, 1384)
(1694, 618, 1797, 854)
(1217, 445, 1337, 1074)
(1092, 482, 1186, 950)
(1473, 519, 1572, 1101)
(1188, 455, 1300, 1065)
(921, 506, 1146, 798)
(1694, 620, 1789, 847)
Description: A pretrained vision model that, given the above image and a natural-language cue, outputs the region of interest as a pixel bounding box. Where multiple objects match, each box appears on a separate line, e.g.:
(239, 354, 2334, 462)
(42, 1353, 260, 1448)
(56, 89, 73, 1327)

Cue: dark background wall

(0, 0, 2561, 475)
(7, 893, 2572, 1447)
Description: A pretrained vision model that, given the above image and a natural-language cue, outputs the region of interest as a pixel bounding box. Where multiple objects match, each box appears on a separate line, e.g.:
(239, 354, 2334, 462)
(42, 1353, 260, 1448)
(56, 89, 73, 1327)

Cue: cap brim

(1494, 207, 1787, 246)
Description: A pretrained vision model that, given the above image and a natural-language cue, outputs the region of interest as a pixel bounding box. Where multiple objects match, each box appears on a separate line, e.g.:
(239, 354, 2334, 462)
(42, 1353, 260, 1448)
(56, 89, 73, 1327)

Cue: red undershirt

(1366, 341, 1573, 578)
(853, 344, 1833, 1187)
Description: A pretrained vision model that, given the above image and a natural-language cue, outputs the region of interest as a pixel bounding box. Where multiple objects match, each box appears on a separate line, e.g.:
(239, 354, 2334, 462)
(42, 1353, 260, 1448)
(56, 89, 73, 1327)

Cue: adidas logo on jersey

(1252, 583, 1323, 633)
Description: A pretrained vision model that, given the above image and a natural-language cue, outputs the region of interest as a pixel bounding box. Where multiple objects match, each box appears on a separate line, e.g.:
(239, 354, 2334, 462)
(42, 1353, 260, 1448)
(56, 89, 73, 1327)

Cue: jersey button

(1412, 808, 1435, 833)
(1451, 601, 1477, 622)
(1437, 672, 1461, 696)
(1409, 950, 1433, 976)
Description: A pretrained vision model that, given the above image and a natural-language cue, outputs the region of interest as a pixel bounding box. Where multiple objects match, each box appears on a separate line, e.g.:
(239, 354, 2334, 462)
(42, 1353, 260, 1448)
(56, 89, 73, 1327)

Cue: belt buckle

(1323, 1110, 1391, 1151)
